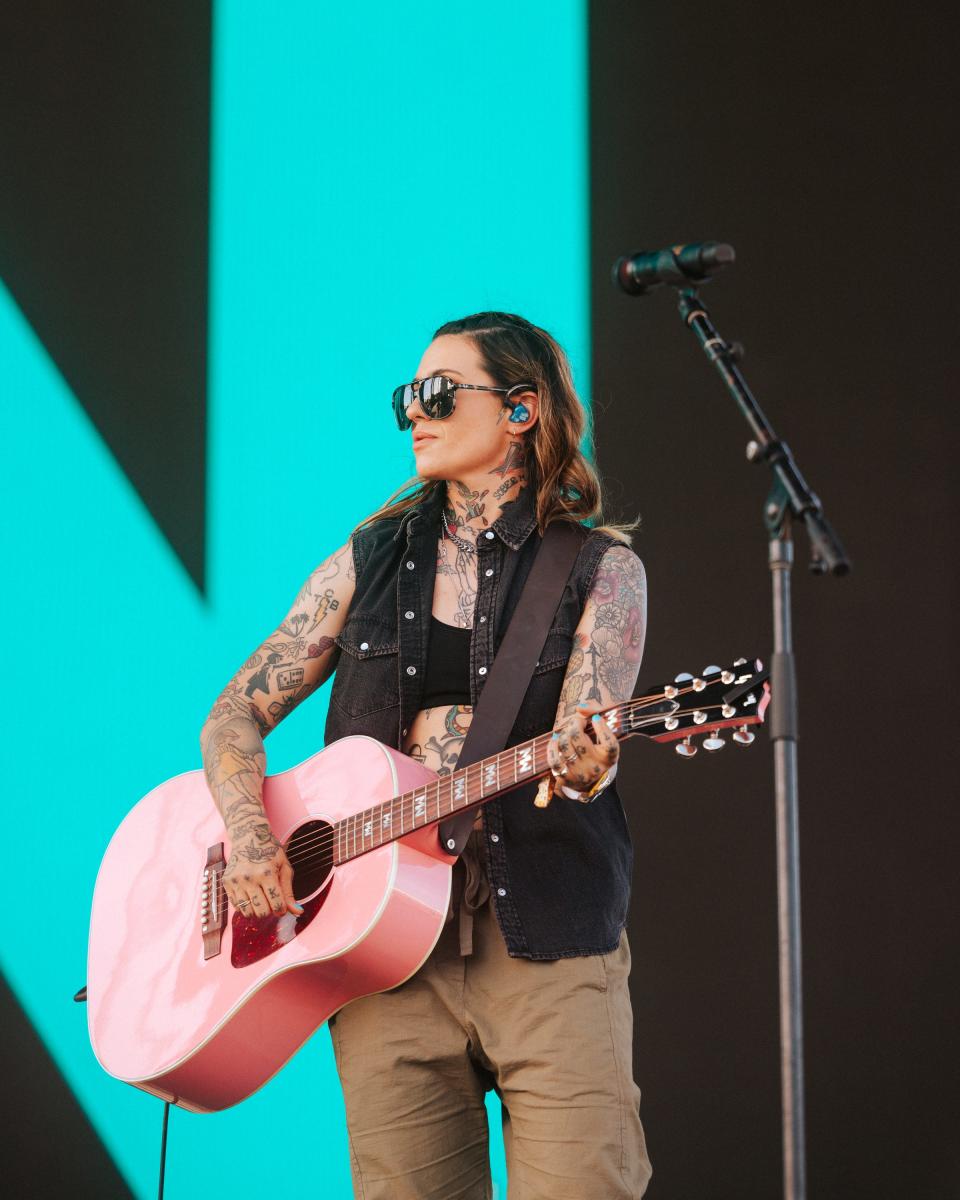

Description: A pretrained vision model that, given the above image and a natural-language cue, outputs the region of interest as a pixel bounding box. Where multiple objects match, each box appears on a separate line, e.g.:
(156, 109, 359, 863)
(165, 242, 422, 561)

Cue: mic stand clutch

(675, 285, 850, 1200)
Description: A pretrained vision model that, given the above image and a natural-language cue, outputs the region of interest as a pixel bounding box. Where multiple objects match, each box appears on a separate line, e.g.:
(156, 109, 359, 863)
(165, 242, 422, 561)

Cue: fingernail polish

(592, 714, 601, 722)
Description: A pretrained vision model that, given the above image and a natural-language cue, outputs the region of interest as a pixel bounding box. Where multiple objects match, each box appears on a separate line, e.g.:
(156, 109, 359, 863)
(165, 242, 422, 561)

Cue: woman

(200, 311, 651, 1198)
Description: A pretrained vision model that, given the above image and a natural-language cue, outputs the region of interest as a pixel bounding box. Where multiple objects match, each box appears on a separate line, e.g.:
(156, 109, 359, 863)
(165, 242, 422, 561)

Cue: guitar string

(220, 683, 750, 884)
(264, 691, 684, 869)
(207, 683, 760, 921)
(277, 681, 752, 867)
(208, 709, 667, 924)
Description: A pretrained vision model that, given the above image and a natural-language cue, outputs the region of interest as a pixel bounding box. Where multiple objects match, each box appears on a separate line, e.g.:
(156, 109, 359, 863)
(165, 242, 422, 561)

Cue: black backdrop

(590, 3, 958, 1196)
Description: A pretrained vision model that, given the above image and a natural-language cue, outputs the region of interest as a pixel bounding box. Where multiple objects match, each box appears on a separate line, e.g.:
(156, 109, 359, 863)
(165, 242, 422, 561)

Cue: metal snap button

(484, 568, 494, 577)
(446, 838, 456, 850)
(360, 642, 369, 651)
(406, 560, 415, 569)
(497, 887, 507, 897)
(479, 615, 487, 623)
(406, 665, 417, 675)
(490, 833, 500, 843)
(404, 611, 415, 619)
(478, 666, 487, 675)
(484, 530, 495, 539)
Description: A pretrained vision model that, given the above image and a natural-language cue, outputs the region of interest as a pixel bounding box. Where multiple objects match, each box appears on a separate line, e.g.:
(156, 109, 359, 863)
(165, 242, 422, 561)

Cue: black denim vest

(324, 483, 634, 960)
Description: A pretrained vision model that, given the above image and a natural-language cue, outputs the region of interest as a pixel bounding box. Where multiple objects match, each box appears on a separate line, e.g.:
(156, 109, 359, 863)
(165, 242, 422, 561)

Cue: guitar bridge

(201, 843, 228, 959)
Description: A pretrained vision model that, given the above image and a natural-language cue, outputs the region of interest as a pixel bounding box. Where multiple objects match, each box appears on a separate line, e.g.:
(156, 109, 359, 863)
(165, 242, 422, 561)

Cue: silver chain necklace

(440, 511, 478, 561)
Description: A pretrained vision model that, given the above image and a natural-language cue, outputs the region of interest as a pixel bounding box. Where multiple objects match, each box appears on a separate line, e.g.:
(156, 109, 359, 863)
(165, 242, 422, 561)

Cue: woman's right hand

(223, 823, 302, 918)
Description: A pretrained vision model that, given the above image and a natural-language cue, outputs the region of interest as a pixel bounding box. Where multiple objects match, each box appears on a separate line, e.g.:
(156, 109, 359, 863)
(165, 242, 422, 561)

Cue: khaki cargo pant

(328, 831, 652, 1199)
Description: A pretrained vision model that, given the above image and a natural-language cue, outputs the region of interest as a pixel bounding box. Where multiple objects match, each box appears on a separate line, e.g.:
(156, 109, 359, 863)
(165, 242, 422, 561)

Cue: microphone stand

(673, 285, 850, 1200)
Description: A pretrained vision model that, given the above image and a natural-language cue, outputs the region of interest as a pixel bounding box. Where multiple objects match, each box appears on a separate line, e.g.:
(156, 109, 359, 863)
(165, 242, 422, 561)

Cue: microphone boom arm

(676, 287, 849, 575)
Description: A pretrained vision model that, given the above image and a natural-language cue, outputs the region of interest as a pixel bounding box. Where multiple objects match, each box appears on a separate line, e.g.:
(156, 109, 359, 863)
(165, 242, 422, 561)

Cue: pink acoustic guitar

(87, 659, 769, 1112)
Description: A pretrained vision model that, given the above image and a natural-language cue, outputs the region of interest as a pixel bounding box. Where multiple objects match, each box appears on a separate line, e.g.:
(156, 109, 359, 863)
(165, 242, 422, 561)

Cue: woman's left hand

(546, 701, 619, 796)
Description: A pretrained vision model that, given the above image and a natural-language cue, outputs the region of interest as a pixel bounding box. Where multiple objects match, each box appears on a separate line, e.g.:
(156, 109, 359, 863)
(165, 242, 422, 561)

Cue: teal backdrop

(1, 2, 589, 1195)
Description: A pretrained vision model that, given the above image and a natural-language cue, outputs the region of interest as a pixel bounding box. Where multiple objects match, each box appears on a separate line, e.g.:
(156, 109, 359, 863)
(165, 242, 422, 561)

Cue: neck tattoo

(440, 509, 478, 558)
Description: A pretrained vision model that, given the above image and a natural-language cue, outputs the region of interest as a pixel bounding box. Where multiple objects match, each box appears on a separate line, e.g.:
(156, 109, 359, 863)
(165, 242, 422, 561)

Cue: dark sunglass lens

(392, 385, 413, 430)
(422, 376, 454, 418)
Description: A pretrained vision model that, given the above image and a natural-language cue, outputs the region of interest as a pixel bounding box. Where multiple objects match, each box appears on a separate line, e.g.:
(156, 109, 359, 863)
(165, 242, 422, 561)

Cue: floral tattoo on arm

(560, 545, 647, 717)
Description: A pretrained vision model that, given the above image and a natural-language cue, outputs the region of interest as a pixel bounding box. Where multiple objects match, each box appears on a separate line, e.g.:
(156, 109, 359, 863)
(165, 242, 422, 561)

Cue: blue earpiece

(509, 403, 530, 424)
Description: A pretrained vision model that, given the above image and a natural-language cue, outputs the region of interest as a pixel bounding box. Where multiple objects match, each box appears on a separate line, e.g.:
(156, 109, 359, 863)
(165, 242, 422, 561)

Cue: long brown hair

(353, 311, 638, 543)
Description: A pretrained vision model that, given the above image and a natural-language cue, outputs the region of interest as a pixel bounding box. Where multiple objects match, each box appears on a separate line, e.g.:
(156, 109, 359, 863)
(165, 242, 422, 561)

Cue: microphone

(612, 241, 735, 295)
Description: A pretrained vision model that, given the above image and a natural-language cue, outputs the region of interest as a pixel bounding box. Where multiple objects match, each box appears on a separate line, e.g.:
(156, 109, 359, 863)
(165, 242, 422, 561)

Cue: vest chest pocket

(510, 628, 577, 740)
(331, 618, 400, 717)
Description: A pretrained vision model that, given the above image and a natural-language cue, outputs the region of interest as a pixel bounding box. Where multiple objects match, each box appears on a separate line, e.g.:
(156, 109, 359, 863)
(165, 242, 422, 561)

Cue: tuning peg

(675, 736, 697, 758)
(692, 677, 706, 692)
(674, 672, 693, 684)
(721, 670, 735, 684)
(721, 703, 735, 718)
(732, 726, 755, 746)
(703, 665, 721, 676)
(692, 710, 707, 725)
(702, 734, 726, 751)
(664, 717, 679, 731)
(664, 684, 678, 699)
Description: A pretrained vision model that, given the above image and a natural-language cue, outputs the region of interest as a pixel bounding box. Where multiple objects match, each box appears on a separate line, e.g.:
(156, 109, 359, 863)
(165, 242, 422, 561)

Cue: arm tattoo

(560, 546, 647, 717)
(201, 543, 352, 834)
(207, 735, 267, 830)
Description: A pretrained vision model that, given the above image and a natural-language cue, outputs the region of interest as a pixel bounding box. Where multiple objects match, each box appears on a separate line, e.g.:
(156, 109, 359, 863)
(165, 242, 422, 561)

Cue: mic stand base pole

(770, 524, 806, 1200)
(668, 284, 849, 1200)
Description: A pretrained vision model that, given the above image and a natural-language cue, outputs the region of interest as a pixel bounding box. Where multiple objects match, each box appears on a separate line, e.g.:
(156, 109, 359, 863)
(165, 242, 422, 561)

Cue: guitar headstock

(611, 658, 770, 757)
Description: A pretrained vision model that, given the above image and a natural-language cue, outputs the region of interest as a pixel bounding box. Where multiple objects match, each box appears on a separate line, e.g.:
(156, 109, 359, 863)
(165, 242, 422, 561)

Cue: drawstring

(442, 830, 491, 957)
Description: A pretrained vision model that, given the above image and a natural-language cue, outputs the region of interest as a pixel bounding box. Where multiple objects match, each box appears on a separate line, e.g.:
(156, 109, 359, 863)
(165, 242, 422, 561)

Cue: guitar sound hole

(286, 819, 334, 902)
(229, 820, 335, 969)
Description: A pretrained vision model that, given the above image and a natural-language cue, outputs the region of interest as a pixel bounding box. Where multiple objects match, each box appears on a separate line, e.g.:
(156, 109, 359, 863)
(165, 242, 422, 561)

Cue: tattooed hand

(223, 821, 301, 919)
(545, 701, 619, 794)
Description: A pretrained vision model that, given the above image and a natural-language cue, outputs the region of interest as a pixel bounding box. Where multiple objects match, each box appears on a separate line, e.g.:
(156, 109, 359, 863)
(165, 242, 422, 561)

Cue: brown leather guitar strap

(437, 519, 588, 856)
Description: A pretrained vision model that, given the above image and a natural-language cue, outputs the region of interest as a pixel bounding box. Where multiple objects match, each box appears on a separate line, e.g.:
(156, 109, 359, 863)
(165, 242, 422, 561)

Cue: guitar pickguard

(230, 817, 334, 969)
(230, 886, 329, 968)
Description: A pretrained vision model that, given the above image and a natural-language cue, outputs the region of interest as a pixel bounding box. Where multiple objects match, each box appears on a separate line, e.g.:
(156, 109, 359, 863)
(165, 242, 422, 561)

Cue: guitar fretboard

(332, 729, 554, 865)
(327, 669, 758, 866)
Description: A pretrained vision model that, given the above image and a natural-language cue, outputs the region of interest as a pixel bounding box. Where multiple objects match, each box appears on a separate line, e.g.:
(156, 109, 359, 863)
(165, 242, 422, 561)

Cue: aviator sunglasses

(392, 376, 535, 431)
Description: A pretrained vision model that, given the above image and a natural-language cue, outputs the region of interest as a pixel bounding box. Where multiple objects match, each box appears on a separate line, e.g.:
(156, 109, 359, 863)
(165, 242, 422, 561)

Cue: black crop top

(421, 615, 472, 708)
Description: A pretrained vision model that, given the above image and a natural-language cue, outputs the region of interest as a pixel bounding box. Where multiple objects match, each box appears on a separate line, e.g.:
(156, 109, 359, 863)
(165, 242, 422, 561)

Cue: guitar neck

(332, 697, 665, 866)
(331, 659, 767, 866)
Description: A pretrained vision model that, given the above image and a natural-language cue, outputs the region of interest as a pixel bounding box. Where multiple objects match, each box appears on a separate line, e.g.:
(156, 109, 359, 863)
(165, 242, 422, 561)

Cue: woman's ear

(506, 389, 539, 432)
